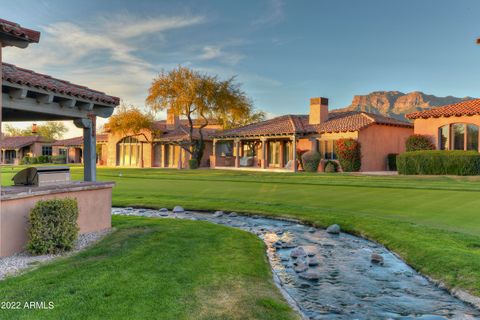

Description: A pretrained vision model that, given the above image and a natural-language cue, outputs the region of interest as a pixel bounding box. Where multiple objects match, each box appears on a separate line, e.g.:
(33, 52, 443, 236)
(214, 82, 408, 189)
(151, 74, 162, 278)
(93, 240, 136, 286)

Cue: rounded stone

(159, 208, 168, 212)
(290, 247, 307, 258)
(326, 224, 341, 234)
(213, 211, 224, 217)
(172, 206, 185, 213)
(371, 253, 384, 265)
(299, 270, 321, 281)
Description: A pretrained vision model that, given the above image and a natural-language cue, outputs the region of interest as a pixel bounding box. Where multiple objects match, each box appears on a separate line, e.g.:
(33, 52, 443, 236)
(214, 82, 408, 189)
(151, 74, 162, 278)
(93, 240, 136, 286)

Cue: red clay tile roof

(2, 63, 119, 105)
(406, 99, 480, 119)
(157, 126, 217, 142)
(0, 19, 40, 43)
(52, 134, 108, 147)
(152, 119, 221, 131)
(215, 111, 411, 138)
(0, 135, 50, 149)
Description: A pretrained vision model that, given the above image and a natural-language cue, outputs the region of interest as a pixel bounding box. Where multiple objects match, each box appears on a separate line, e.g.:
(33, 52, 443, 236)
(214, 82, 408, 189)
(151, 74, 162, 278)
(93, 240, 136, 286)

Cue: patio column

(212, 139, 217, 168)
(279, 141, 285, 168)
(160, 144, 165, 168)
(234, 139, 240, 168)
(261, 138, 267, 169)
(292, 136, 297, 172)
(74, 117, 96, 182)
(178, 147, 183, 169)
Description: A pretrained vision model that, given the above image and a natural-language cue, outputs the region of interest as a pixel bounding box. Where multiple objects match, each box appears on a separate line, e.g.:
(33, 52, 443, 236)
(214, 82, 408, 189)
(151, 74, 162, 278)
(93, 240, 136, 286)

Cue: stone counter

(0, 181, 114, 257)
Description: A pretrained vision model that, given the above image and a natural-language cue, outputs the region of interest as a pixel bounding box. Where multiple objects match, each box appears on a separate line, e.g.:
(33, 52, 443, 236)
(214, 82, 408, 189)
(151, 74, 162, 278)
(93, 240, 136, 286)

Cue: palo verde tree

(146, 66, 264, 165)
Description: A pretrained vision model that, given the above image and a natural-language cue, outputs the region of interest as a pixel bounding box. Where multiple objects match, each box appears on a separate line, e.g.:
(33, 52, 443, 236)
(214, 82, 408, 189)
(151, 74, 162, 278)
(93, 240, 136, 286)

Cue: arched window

(116, 137, 141, 166)
(438, 124, 479, 151)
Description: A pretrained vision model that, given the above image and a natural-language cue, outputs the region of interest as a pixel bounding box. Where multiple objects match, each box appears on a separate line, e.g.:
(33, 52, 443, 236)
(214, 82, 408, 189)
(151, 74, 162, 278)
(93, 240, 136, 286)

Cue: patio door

(268, 141, 281, 167)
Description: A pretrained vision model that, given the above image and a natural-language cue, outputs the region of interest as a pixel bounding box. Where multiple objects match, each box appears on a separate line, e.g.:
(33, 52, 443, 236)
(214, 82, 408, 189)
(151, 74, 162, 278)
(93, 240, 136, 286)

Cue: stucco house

(406, 99, 480, 151)
(53, 133, 109, 164)
(105, 109, 221, 168)
(0, 135, 52, 164)
(212, 97, 413, 172)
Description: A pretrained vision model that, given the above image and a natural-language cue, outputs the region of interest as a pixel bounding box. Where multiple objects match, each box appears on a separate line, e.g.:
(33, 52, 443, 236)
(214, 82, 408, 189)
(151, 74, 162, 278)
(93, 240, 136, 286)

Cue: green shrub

(397, 150, 480, 175)
(51, 155, 67, 164)
(301, 151, 321, 172)
(27, 198, 79, 255)
(30, 157, 39, 164)
(188, 159, 199, 169)
(37, 155, 49, 163)
(21, 156, 32, 165)
(387, 153, 398, 171)
(335, 138, 361, 172)
(324, 161, 338, 173)
(405, 134, 435, 151)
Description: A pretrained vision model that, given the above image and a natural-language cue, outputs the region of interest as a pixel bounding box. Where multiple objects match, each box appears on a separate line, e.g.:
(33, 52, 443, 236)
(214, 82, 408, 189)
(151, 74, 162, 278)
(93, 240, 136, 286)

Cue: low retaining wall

(0, 181, 114, 257)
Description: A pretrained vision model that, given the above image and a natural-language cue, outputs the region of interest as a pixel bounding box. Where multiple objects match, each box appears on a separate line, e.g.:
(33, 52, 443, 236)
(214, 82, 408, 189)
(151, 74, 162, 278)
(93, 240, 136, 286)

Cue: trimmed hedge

(335, 138, 361, 172)
(188, 159, 199, 169)
(397, 150, 480, 176)
(21, 155, 65, 165)
(405, 134, 435, 152)
(387, 153, 398, 171)
(27, 198, 79, 255)
(301, 151, 321, 172)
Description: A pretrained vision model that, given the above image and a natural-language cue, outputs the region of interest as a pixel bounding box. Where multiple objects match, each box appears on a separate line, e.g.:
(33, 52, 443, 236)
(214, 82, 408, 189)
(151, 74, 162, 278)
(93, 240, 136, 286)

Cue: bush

(397, 150, 480, 176)
(188, 159, 199, 169)
(21, 156, 32, 165)
(27, 198, 79, 255)
(387, 153, 398, 171)
(301, 151, 321, 172)
(30, 157, 39, 164)
(335, 139, 361, 172)
(51, 155, 67, 164)
(324, 161, 338, 173)
(405, 134, 435, 152)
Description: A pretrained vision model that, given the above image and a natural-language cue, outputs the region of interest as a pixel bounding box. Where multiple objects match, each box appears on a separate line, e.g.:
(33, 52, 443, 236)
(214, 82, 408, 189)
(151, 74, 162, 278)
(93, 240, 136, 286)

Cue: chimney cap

(310, 97, 329, 105)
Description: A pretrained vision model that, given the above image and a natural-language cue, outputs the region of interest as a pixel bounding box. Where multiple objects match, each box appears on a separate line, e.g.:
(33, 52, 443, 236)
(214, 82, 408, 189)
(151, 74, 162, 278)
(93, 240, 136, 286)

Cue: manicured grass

(2, 166, 480, 299)
(0, 216, 297, 320)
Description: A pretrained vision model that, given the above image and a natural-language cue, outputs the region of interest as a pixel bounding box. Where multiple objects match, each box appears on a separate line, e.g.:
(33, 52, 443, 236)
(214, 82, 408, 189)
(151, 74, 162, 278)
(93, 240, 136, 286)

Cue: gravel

(0, 229, 111, 280)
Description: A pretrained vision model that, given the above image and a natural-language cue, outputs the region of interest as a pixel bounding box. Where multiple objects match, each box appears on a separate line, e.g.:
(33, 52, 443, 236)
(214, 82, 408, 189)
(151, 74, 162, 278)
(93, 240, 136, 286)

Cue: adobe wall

(358, 125, 413, 171)
(0, 183, 113, 257)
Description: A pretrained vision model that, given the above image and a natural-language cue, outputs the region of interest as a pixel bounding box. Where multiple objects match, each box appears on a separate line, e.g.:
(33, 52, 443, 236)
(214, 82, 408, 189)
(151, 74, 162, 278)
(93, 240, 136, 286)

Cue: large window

(42, 146, 52, 156)
(59, 148, 67, 156)
(116, 137, 141, 166)
(439, 124, 479, 151)
(319, 140, 337, 160)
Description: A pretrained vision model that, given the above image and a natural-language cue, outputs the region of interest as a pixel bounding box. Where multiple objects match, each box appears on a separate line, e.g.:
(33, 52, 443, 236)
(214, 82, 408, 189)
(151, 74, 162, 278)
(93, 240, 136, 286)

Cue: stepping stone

(172, 206, 184, 213)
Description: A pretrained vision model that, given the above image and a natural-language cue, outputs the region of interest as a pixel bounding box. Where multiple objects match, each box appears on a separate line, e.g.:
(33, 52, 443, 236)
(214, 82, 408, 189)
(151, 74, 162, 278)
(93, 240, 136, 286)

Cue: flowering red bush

(335, 138, 361, 172)
(405, 134, 435, 152)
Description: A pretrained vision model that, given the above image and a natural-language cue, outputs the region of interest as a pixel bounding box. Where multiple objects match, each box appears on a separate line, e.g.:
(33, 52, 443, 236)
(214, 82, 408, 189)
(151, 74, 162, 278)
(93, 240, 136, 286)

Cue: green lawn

(0, 216, 297, 320)
(1, 166, 480, 314)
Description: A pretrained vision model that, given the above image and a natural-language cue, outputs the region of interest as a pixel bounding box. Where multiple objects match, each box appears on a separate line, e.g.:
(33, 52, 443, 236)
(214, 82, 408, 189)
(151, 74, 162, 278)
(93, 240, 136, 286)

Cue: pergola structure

(0, 19, 119, 181)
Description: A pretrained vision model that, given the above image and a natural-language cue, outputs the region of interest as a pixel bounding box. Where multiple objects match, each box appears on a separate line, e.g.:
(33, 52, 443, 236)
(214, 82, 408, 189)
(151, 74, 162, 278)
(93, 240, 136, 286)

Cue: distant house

(406, 99, 480, 151)
(212, 97, 413, 172)
(0, 135, 51, 164)
(52, 134, 109, 165)
(105, 109, 221, 168)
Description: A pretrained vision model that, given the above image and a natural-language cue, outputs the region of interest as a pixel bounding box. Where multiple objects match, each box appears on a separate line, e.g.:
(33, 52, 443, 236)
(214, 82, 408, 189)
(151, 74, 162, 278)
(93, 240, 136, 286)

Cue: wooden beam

(9, 88, 27, 99)
(78, 102, 94, 111)
(60, 98, 76, 108)
(36, 93, 54, 104)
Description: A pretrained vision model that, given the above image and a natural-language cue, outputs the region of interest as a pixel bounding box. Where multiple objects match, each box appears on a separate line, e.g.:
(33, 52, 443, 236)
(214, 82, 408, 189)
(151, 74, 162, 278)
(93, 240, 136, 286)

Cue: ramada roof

(406, 99, 480, 120)
(0, 135, 50, 149)
(2, 63, 119, 106)
(52, 134, 109, 147)
(215, 111, 412, 138)
(0, 19, 40, 43)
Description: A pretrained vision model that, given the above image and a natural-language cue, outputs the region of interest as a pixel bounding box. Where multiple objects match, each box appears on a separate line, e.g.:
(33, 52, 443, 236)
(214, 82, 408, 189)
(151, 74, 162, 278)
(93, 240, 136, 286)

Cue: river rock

(160, 212, 169, 217)
(308, 227, 316, 233)
(290, 247, 307, 258)
(294, 261, 308, 273)
(229, 212, 238, 217)
(159, 208, 168, 212)
(371, 253, 384, 265)
(213, 211, 224, 217)
(326, 224, 341, 234)
(172, 206, 184, 213)
(299, 270, 321, 281)
(307, 257, 320, 266)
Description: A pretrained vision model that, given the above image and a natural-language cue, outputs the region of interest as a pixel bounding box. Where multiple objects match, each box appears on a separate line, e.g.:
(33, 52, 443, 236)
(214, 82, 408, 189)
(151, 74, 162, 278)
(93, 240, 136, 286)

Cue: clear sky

(2, 0, 480, 137)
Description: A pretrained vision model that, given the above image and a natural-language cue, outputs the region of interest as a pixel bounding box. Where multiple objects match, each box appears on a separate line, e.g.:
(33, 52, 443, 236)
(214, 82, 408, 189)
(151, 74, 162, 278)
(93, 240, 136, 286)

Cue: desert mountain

(336, 91, 476, 120)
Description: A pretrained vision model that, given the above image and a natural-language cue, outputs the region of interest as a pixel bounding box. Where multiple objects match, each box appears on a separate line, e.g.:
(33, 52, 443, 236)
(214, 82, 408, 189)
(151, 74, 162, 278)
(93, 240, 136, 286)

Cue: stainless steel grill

(12, 166, 71, 187)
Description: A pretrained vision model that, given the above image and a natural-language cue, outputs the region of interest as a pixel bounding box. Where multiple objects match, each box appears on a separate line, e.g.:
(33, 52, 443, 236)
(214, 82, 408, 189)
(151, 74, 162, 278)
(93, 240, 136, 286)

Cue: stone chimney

(166, 108, 179, 130)
(309, 97, 329, 125)
(32, 123, 38, 134)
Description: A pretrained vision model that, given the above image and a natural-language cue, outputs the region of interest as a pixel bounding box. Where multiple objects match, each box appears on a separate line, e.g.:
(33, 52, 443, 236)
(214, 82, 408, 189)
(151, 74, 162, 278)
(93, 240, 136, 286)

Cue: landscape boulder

(326, 224, 341, 234)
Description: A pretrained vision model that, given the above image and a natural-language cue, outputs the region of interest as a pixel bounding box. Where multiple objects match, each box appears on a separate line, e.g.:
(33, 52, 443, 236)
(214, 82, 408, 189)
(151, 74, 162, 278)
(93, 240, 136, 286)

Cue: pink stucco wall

(0, 184, 113, 257)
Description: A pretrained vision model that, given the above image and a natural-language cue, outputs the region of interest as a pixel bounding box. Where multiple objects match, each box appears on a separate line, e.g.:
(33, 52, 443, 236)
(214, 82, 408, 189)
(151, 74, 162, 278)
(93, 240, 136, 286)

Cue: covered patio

(0, 19, 119, 256)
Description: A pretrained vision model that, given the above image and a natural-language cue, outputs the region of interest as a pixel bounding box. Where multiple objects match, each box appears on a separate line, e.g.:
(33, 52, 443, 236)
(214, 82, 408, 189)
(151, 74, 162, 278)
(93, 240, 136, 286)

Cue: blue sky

(2, 0, 480, 136)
